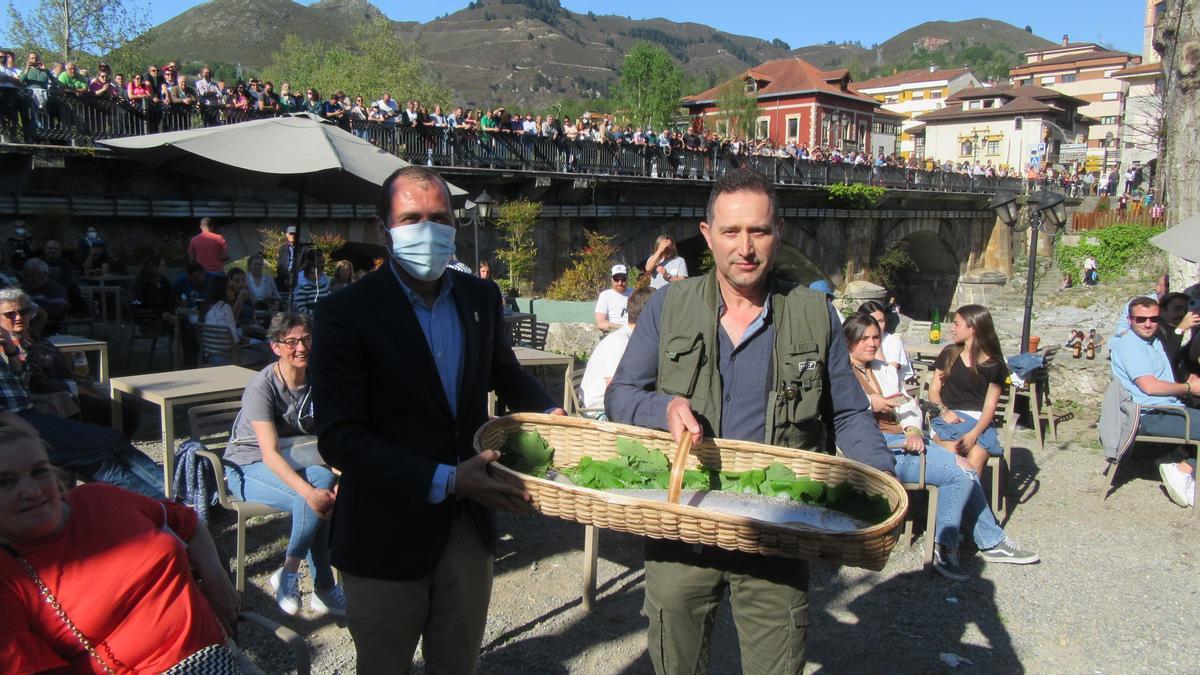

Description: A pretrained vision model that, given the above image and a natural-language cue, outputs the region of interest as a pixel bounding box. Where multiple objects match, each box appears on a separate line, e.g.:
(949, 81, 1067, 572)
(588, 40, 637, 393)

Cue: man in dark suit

(311, 166, 561, 673)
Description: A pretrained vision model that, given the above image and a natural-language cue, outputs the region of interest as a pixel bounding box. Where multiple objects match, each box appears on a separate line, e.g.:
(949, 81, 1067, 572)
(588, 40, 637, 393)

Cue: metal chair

(195, 322, 241, 366)
(511, 320, 550, 350)
(187, 401, 287, 592)
(1102, 402, 1199, 516)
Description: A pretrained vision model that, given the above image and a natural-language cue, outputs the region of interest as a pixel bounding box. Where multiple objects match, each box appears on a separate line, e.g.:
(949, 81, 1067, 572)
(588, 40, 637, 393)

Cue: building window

(1102, 92, 1120, 101)
(1040, 76, 1056, 84)
(756, 117, 770, 140)
(1015, 117, 1023, 130)
(931, 90, 942, 99)
(1061, 73, 1077, 83)
(744, 78, 757, 93)
(914, 136, 925, 159)
(911, 90, 925, 100)
(786, 116, 799, 141)
(1100, 115, 1118, 125)
(969, 100, 983, 110)
(885, 95, 899, 104)
(960, 140, 974, 157)
(986, 140, 1000, 155)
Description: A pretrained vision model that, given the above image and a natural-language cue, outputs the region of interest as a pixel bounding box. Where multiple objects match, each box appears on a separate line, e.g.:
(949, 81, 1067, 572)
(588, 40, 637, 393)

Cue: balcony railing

(0, 90, 1025, 195)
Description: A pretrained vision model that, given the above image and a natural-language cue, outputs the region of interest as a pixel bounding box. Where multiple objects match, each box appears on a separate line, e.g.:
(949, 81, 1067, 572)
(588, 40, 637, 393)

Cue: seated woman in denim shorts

(928, 304, 1009, 475)
(843, 312, 1037, 579)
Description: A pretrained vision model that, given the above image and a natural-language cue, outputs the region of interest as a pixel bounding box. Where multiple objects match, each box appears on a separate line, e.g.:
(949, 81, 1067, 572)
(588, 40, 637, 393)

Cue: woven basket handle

(665, 433, 694, 505)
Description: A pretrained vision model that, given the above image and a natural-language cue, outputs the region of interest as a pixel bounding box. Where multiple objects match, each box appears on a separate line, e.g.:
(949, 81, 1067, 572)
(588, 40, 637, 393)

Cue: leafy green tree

(614, 42, 683, 129)
(5, 0, 148, 62)
(494, 200, 542, 296)
(262, 18, 448, 104)
(716, 78, 759, 139)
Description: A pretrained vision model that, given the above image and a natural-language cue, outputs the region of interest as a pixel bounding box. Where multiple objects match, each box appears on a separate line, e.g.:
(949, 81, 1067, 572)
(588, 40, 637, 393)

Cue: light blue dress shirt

(390, 263, 464, 503)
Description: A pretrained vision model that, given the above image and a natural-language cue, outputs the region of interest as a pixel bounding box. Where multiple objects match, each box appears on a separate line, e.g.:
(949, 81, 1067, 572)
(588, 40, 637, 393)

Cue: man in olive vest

(606, 168, 894, 674)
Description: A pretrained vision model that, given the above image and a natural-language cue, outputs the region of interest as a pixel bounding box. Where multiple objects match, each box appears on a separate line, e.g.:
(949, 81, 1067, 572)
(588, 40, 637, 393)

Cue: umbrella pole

(289, 180, 308, 312)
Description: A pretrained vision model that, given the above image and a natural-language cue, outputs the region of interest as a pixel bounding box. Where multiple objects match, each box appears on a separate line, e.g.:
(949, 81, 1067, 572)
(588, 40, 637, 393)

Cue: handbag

(2, 544, 240, 674)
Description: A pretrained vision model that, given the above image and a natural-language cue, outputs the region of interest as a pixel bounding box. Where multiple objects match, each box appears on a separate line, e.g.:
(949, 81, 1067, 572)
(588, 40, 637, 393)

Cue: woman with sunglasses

(0, 288, 139, 437)
(928, 304, 1009, 475)
(223, 313, 344, 616)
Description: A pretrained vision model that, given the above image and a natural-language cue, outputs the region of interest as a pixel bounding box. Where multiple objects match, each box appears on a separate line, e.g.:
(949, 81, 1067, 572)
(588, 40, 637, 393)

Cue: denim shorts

(929, 411, 1003, 456)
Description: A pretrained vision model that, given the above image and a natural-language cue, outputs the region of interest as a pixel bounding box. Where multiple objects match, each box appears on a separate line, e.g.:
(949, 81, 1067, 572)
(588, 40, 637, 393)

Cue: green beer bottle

(929, 309, 941, 344)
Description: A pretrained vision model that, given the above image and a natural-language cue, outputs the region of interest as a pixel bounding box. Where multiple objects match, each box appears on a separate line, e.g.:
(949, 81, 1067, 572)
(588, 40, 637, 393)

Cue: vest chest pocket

(660, 333, 706, 398)
(780, 345, 823, 421)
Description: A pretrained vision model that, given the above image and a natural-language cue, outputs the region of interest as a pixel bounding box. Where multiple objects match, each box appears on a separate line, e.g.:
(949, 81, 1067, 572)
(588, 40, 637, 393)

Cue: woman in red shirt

(0, 417, 239, 673)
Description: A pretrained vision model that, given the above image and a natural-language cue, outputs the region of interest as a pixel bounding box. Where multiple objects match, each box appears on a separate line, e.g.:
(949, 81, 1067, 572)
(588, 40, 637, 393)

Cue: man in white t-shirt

(594, 264, 633, 332)
(581, 287, 653, 412)
(645, 234, 688, 290)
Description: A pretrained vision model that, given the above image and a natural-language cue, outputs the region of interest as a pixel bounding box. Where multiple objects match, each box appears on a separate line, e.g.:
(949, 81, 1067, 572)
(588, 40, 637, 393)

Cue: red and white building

(681, 57, 882, 153)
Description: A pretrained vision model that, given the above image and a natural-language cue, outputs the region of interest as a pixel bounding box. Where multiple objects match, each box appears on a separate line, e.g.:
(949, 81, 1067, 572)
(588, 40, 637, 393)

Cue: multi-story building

(851, 67, 982, 158)
(871, 108, 905, 158)
(908, 85, 1091, 169)
(1009, 36, 1142, 172)
(681, 57, 881, 152)
(1114, 62, 1163, 190)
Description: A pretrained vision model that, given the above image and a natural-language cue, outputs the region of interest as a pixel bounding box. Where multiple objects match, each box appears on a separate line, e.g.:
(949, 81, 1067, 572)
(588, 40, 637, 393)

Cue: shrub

(494, 200, 542, 296)
(1055, 222, 1165, 281)
(545, 230, 618, 301)
(825, 184, 886, 209)
(864, 239, 916, 290)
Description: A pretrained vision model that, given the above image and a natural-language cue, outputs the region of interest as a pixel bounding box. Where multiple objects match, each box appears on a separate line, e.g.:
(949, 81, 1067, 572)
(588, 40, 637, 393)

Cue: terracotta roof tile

(850, 67, 972, 91)
(1011, 49, 1138, 71)
(683, 57, 878, 106)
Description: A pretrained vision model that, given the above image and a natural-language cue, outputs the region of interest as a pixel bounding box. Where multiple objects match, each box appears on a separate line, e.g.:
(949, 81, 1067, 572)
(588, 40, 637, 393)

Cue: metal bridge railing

(0, 90, 1026, 195)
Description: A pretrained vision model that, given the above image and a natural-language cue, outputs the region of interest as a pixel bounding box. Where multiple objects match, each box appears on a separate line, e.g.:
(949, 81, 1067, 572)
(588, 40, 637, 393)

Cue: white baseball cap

(611, 265, 628, 277)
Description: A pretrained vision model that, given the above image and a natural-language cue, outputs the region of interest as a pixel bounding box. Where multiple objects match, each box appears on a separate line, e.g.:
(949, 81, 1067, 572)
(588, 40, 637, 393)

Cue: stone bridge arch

(876, 218, 963, 319)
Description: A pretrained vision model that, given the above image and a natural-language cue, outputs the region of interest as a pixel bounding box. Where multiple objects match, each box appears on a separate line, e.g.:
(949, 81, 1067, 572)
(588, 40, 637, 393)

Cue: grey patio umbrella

(1150, 212, 1200, 263)
(98, 113, 466, 300)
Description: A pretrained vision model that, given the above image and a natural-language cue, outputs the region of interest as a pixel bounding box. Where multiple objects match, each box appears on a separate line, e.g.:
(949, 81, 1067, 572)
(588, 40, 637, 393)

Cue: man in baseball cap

(594, 264, 633, 332)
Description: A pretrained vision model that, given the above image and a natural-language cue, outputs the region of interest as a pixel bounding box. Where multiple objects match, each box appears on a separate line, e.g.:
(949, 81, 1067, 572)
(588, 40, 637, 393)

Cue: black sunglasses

(2, 308, 35, 321)
(612, 276, 628, 282)
(1130, 315, 1161, 324)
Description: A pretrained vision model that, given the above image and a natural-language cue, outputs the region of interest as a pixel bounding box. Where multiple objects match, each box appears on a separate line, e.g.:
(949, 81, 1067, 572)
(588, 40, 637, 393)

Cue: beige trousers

(343, 517, 494, 674)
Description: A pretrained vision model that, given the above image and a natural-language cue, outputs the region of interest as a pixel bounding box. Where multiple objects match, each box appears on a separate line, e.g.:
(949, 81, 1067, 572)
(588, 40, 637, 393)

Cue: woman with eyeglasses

(0, 288, 139, 437)
(927, 304, 1009, 475)
(223, 312, 344, 617)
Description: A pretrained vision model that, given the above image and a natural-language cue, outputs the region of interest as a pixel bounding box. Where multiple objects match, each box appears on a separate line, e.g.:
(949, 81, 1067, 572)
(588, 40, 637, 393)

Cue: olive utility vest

(656, 271, 830, 449)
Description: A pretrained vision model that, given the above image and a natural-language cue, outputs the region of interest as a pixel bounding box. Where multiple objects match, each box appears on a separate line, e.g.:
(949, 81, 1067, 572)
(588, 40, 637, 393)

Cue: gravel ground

(143, 413, 1191, 675)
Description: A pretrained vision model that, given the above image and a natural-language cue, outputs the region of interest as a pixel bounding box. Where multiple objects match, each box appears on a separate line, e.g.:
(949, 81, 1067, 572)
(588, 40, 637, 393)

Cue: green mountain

(135, 2, 1059, 108)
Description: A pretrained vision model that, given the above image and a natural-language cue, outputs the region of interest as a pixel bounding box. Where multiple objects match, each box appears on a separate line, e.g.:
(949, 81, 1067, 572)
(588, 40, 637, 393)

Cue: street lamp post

(454, 190, 495, 271)
(989, 190, 1067, 353)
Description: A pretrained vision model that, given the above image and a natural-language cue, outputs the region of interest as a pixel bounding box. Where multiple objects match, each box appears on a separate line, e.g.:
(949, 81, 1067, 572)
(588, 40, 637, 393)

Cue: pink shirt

(188, 231, 228, 273)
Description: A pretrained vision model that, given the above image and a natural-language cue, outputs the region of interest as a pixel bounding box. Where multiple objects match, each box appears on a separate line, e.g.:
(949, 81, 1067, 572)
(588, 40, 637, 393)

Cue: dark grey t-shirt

(224, 364, 312, 466)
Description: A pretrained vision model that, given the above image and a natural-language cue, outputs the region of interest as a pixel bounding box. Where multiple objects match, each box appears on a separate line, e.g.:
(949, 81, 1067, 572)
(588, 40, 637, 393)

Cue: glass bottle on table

(929, 309, 941, 344)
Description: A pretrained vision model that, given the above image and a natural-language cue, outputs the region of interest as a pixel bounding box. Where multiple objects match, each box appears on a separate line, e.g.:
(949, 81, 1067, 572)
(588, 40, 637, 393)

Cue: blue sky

(2, 0, 1145, 56)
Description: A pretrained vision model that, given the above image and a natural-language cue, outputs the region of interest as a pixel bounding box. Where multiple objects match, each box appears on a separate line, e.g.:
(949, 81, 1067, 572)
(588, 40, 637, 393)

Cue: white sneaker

(269, 567, 302, 616)
(311, 584, 347, 617)
(1158, 462, 1196, 507)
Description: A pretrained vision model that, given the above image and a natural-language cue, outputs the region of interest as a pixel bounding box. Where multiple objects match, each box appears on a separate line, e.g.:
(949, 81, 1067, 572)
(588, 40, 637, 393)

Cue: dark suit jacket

(311, 265, 555, 580)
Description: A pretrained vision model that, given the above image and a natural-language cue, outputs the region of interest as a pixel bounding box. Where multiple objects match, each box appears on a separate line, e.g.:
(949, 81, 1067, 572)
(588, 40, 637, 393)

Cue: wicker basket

(474, 413, 909, 571)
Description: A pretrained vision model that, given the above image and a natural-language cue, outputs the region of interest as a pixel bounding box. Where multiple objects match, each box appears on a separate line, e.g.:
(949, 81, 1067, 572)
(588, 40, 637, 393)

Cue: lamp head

(1035, 190, 1067, 230)
(988, 191, 1021, 228)
(474, 191, 495, 220)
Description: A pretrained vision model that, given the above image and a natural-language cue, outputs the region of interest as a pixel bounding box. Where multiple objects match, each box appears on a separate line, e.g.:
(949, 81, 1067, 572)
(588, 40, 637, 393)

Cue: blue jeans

(227, 460, 336, 588)
(21, 409, 164, 498)
(884, 433, 1005, 549)
(930, 411, 1004, 456)
(1137, 406, 1200, 440)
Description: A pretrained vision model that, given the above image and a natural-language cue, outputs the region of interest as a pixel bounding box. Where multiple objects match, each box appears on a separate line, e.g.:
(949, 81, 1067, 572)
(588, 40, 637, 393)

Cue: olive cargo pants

(643, 540, 810, 675)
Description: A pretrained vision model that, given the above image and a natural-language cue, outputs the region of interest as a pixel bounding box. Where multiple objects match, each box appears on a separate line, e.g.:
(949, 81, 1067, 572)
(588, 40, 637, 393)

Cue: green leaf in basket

(825, 482, 893, 525)
(763, 462, 797, 483)
(566, 456, 644, 490)
(734, 468, 766, 494)
(499, 430, 554, 477)
(682, 469, 711, 491)
(615, 437, 670, 473)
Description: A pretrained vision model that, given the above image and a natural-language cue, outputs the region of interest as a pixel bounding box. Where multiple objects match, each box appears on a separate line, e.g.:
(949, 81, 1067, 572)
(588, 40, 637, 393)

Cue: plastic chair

(188, 401, 287, 592)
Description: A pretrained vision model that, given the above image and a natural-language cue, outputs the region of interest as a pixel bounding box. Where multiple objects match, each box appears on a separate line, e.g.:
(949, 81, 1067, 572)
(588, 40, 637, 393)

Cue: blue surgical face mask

(387, 221, 457, 282)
